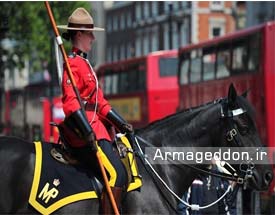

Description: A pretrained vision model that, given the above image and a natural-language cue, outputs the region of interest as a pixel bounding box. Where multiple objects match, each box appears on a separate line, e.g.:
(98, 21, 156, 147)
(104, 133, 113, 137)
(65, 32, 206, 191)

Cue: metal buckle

(227, 128, 237, 141)
(237, 177, 244, 184)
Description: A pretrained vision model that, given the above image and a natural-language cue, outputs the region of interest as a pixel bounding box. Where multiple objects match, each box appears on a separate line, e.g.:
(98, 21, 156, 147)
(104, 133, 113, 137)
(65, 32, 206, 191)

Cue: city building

(192, 1, 235, 42)
(246, 1, 275, 27)
(105, 2, 191, 62)
(89, 1, 106, 68)
(102, 1, 235, 63)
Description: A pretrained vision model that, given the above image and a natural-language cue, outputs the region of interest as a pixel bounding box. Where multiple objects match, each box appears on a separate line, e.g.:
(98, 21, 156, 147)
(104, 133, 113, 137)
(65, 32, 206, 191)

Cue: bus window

(128, 68, 140, 92)
(217, 46, 231, 79)
(137, 68, 146, 91)
(159, 57, 178, 77)
(119, 72, 128, 93)
(232, 39, 248, 74)
(190, 50, 202, 83)
(179, 60, 189, 85)
(248, 33, 261, 72)
(203, 52, 216, 81)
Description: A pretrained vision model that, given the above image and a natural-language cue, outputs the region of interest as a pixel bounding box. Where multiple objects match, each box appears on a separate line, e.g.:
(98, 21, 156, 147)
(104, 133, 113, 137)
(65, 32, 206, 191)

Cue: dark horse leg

(0, 137, 34, 214)
(0, 137, 35, 213)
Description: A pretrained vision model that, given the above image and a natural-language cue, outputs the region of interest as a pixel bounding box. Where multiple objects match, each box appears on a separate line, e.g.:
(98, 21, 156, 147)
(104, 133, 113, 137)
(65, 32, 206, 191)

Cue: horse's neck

(138, 111, 197, 143)
(138, 104, 220, 148)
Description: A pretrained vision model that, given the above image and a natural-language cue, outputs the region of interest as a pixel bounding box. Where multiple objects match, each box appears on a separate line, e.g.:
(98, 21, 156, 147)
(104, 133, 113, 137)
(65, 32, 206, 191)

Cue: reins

(133, 135, 236, 211)
(130, 100, 252, 211)
(135, 135, 244, 183)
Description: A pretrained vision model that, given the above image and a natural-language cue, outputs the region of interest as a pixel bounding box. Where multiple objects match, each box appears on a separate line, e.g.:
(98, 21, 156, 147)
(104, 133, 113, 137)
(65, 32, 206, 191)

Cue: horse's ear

(228, 83, 237, 105)
(241, 89, 250, 98)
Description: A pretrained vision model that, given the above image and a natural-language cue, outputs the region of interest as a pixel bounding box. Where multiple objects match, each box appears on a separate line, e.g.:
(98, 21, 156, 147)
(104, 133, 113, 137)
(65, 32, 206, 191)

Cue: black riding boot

(100, 187, 122, 215)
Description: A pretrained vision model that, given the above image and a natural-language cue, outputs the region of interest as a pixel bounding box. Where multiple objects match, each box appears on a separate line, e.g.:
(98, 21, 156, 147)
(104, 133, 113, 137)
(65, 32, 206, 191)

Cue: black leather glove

(106, 109, 133, 133)
(122, 123, 133, 133)
(64, 109, 95, 143)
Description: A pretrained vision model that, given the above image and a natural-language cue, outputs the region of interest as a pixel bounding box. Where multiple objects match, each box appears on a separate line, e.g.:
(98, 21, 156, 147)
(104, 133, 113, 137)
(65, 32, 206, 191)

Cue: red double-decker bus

(97, 50, 179, 128)
(178, 22, 275, 187)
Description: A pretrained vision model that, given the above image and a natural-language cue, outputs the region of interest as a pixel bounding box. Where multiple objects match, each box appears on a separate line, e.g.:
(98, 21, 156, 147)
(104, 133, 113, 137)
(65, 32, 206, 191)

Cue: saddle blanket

(29, 136, 142, 215)
(29, 141, 99, 214)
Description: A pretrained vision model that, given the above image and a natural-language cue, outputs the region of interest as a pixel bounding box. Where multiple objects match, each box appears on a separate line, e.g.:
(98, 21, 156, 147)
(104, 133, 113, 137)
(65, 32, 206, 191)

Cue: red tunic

(62, 48, 112, 146)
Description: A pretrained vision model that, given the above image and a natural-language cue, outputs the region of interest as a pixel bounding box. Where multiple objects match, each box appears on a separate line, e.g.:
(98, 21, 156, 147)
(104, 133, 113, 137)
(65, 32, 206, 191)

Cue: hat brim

(57, 25, 105, 31)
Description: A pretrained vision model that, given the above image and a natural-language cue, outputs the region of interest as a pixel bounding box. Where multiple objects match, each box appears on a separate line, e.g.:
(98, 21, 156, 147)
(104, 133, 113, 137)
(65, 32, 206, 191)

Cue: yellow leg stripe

(97, 146, 117, 187)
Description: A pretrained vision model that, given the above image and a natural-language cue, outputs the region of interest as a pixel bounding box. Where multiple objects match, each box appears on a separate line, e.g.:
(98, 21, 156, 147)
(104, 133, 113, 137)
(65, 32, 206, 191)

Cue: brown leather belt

(85, 103, 96, 111)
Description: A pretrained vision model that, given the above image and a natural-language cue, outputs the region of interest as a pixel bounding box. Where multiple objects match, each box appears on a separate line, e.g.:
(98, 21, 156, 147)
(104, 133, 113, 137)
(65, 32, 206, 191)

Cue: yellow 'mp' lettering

(38, 182, 59, 204)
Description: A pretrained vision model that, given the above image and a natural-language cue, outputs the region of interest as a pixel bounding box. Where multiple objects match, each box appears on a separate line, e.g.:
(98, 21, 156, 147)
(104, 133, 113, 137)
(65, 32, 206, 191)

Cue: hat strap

(68, 23, 94, 29)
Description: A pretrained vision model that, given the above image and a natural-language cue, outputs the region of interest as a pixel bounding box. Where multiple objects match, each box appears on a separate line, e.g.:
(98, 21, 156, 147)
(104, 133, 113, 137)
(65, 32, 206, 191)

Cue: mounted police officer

(57, 7, 133, 214)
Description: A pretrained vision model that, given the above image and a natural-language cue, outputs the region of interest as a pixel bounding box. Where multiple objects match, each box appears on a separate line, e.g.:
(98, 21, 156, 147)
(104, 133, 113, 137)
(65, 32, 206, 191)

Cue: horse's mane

(139, 98, 222, 132)
(137, 94, 255, 147)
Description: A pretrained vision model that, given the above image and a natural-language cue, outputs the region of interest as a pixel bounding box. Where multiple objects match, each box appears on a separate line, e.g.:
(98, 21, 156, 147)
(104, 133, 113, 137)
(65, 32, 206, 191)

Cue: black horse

(0, 85, 273, 214)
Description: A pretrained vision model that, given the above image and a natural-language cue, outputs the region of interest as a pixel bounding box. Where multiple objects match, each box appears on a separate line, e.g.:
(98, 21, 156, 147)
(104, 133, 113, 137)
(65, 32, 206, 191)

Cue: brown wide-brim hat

(57, 7, 104, 31)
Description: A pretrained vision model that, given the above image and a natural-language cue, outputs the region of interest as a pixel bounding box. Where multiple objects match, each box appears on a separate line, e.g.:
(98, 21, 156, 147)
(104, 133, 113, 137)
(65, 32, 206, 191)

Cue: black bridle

(133, 98, 257, 186)
(127, 97, 262, 212)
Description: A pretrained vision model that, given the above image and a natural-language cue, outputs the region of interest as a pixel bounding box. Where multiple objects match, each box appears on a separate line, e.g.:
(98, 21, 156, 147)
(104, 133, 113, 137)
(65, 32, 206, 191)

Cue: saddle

(50, 122, 142, 192)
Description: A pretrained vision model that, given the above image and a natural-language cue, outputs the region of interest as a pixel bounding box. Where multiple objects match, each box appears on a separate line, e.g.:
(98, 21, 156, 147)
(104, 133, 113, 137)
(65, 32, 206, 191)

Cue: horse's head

(137, 84, 273, 192)
(213, 84, 273, 190)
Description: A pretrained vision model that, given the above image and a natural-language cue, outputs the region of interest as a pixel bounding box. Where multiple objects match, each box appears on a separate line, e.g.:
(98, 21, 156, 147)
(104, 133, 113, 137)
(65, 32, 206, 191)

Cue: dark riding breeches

(71, 139, 128, 188)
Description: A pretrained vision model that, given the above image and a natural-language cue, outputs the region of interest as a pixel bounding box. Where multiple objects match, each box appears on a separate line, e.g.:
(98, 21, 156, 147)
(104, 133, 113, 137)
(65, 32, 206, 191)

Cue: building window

(152, 26, 159, 51)
(143, 31, 149, 55)
(164, 23, 169, 50)
(210, 1, 224, 11)
(209, 17, 225, 39)
(120, 14, 125, 30)
(107, 46, 112, 62)
(120, 44, 125, 60)
(127, 12, 132, 28)
(127, 43, 132, 58)
(152, 2, 158, 16)
(113, 16, 118, 31)
(135, 36, 142, 57)
(180, 21, 189, 46)
(135, 3, 141, 21)
(107, 17, 112, 32)
(212, 27, 221, 37)
(164, 2, 172, 13)
(113, 45, 118, 61)
(144, 2, 149, 18)
(164, 22, 175, 49)
(173, 2, 179, 11)
(172, 22, 177, 49)
(181, 2, 188, 9)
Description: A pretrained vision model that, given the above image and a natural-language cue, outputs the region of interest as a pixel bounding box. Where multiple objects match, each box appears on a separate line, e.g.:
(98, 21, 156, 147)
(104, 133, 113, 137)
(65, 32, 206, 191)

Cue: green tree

(0, 1, 91, 73)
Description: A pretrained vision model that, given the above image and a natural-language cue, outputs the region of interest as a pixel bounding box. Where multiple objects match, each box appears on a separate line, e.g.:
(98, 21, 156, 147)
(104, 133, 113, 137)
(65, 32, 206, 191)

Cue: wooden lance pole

(44, 2, 120, 215)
